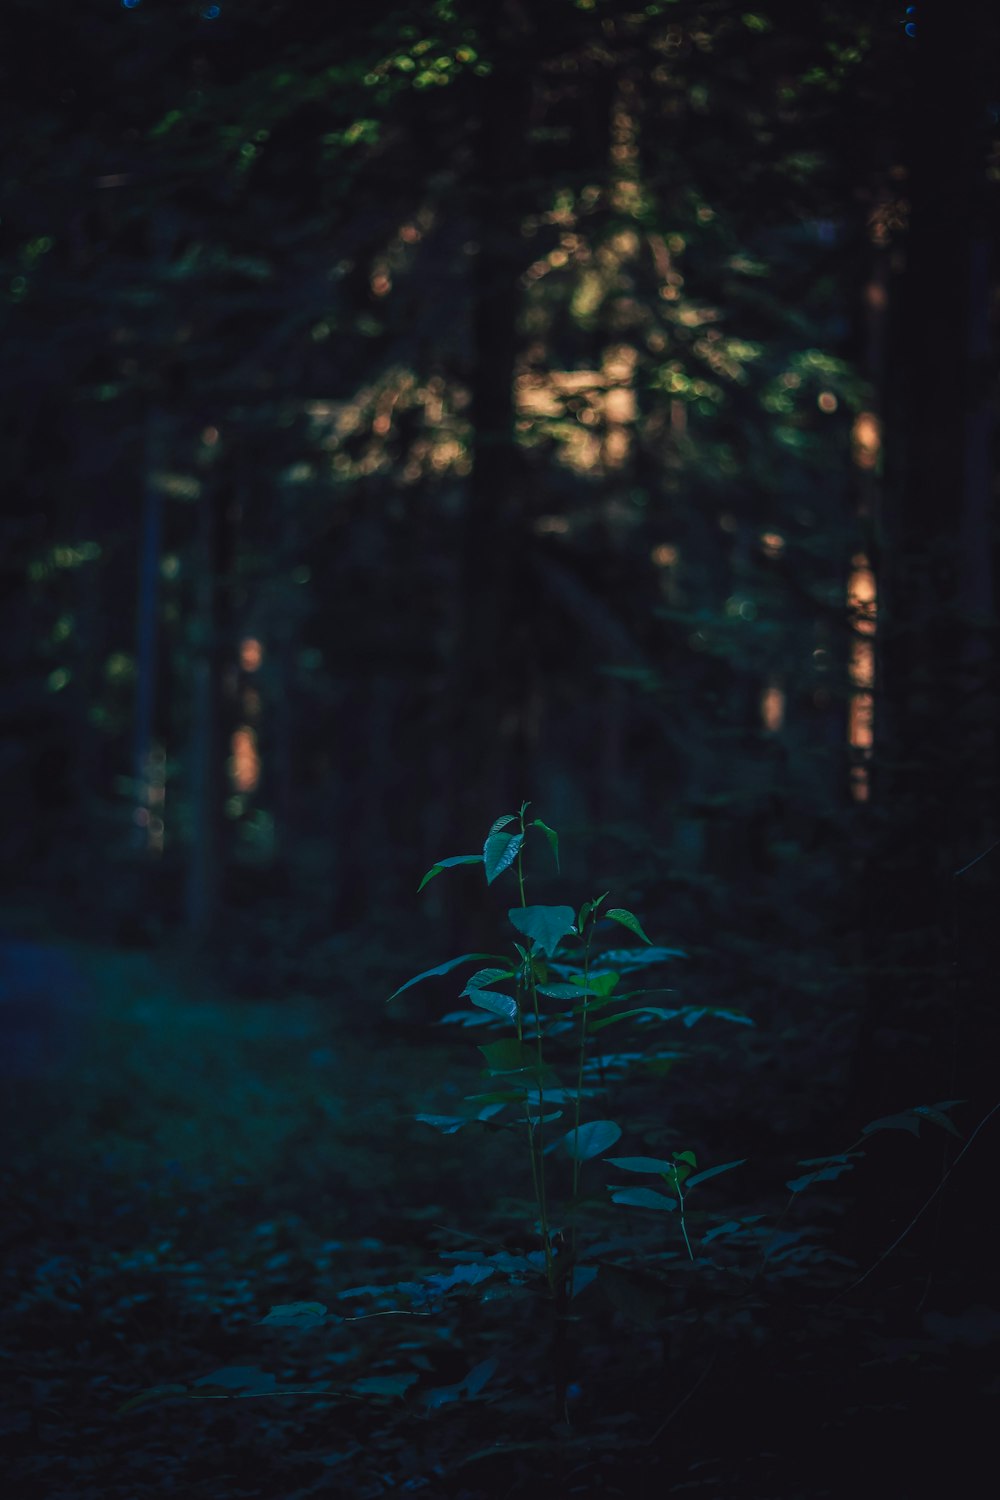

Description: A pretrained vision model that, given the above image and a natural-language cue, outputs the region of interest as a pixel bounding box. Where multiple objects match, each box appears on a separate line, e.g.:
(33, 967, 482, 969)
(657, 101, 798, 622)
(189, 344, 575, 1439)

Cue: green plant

(391, 804, 750, 1300)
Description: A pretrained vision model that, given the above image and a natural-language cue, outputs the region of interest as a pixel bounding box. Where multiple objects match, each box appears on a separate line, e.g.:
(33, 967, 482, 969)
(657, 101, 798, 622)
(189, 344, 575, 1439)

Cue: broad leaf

(863, 1103, 964, 1139)
(531, 818, 560, 872)
(415, 1114, 470, 1134)
(479, 1038, 534, 1073)
(605, 908, 652, 944)
(589, 1006, 680, 1032)
(563, 1119, 622, 1162)
(861, 1112, 922, 1138)
(595, 947, 687, 969)
(467, 989, 518, 1024)
(609, 1186, 677, 1211)
(573, 970, 619, 997)
(537, 981, 609, 1000)
(578, 893, 609, 930)
(508, 904, 577, 956)
(489, 814, 519, 834)
(352, 1373, 418, 1399)
(194, 1366, 278, 1397)
(686, 1159, 746, 1189)
(484, 831, 523, 884)
(461, 967, 516, 993)
(389, 953, 510, 1002)
(607, 1156, 675, 1174)
(418, 854, 483, 892)
(786, 1162, 855, 1193)
(259, 1302, 328, 1329)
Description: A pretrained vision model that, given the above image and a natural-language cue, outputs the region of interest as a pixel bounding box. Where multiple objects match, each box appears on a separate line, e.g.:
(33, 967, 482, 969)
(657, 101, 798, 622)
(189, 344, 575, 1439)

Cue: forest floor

(1, 939, 995, 1498)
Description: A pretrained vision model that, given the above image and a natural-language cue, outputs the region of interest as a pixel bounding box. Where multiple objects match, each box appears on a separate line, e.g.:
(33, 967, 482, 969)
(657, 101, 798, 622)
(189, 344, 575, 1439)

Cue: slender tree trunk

(185, 473, 236, 939)
(855, 1, 998, 1299)
(132, 407, 167, 851)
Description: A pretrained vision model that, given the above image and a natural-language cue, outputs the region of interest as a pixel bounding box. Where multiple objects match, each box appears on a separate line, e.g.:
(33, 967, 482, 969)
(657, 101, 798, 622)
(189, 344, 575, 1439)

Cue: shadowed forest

(2, 1, 999, 1495)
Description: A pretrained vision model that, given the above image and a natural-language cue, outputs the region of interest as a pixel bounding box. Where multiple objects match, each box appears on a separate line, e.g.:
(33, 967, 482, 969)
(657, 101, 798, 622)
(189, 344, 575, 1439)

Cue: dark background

(1, 1, 998, 1495)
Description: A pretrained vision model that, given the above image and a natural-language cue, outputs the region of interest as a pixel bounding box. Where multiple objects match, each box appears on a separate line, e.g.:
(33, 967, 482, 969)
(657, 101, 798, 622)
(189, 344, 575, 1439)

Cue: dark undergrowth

(1, 939, 993, 1498)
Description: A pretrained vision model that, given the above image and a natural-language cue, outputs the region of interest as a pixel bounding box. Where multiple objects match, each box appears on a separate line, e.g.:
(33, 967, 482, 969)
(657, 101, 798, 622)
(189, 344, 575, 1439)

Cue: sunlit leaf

(595, 947, 686, 969)
(589, 1006, 680, 1032)
(415, 1113, 471, 1133)
(389, 953, 510, 1002)
(531, 818, 560, 872)
(605, 908, 652, 944)
(563, 1118, 622, 1161)
(508, 905, 576, 956)
(686, 1159, 746, 1189)
(479, 1038, 534, 1073)
(461, 967, 516, 993)
(484, 831, 523, 884)
(608, 1186, 677, 1211)
(259, 1302, 328, 1328)
(417, 854, 483, 892)
(467, 989, 518, 1024)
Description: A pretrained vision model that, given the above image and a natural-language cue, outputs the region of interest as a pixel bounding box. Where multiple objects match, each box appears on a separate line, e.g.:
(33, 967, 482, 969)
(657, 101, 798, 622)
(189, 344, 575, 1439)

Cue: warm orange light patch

(761, 678, 785, 733)
(817, 391, 838, 413)
(852, 411, 881, 470)
(240, 637, 263, 673)
(651, 543, 678, 568)
(848, 554, 877, 799)
(230, 726, 260, 794)
(760, 531, 784, 558)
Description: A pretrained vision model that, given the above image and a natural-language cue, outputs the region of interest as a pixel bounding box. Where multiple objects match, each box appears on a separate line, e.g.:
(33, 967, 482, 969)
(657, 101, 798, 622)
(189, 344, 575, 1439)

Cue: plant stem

(676, 1181, 694, 1261)
(570, 924, 593, 1259)
(516, 804, 553, 1288)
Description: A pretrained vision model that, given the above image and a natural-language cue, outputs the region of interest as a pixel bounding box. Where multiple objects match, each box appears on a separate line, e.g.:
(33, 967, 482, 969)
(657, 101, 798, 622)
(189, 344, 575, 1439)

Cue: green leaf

(419, 858, 485, 888)
(589, 1006, 680, 1032)
(596, 947, 686, 969)
(467, 990, 518, 1024)
(116, 1384, 190, 1415)
(461, 967, 516, 993)
(508, 905, 577, 956)
(563, 1119, 622, 1162)
(609, 1186, 677, 1211)
(259, 1302, 328, 1328)
(389, 953, 509, 1002)
(605, 908, 652, 944)
(194, 1367, 278, 1397)
(531, 818, 560, 872)
(484, 831, 524, 884)
(417, 854, 483, 892)
(578, 893, 610, 930)
(415, 1114, 471, 1134)
(686, 1159, 746, 1189)
(861, 1112, 921, 1138)
(862, 1103, 964, 1139)
(786, 1162, 855, 1193)
(673, 1150, 698, 1168)
(607, 1156, 676, 1174)
(479, 1038, 535, 1073)
(537, 981, 607, 1000)
(574, 970, 619, 997)
(489, 814, 519, 834)
(352, 1373, 418, 1399)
